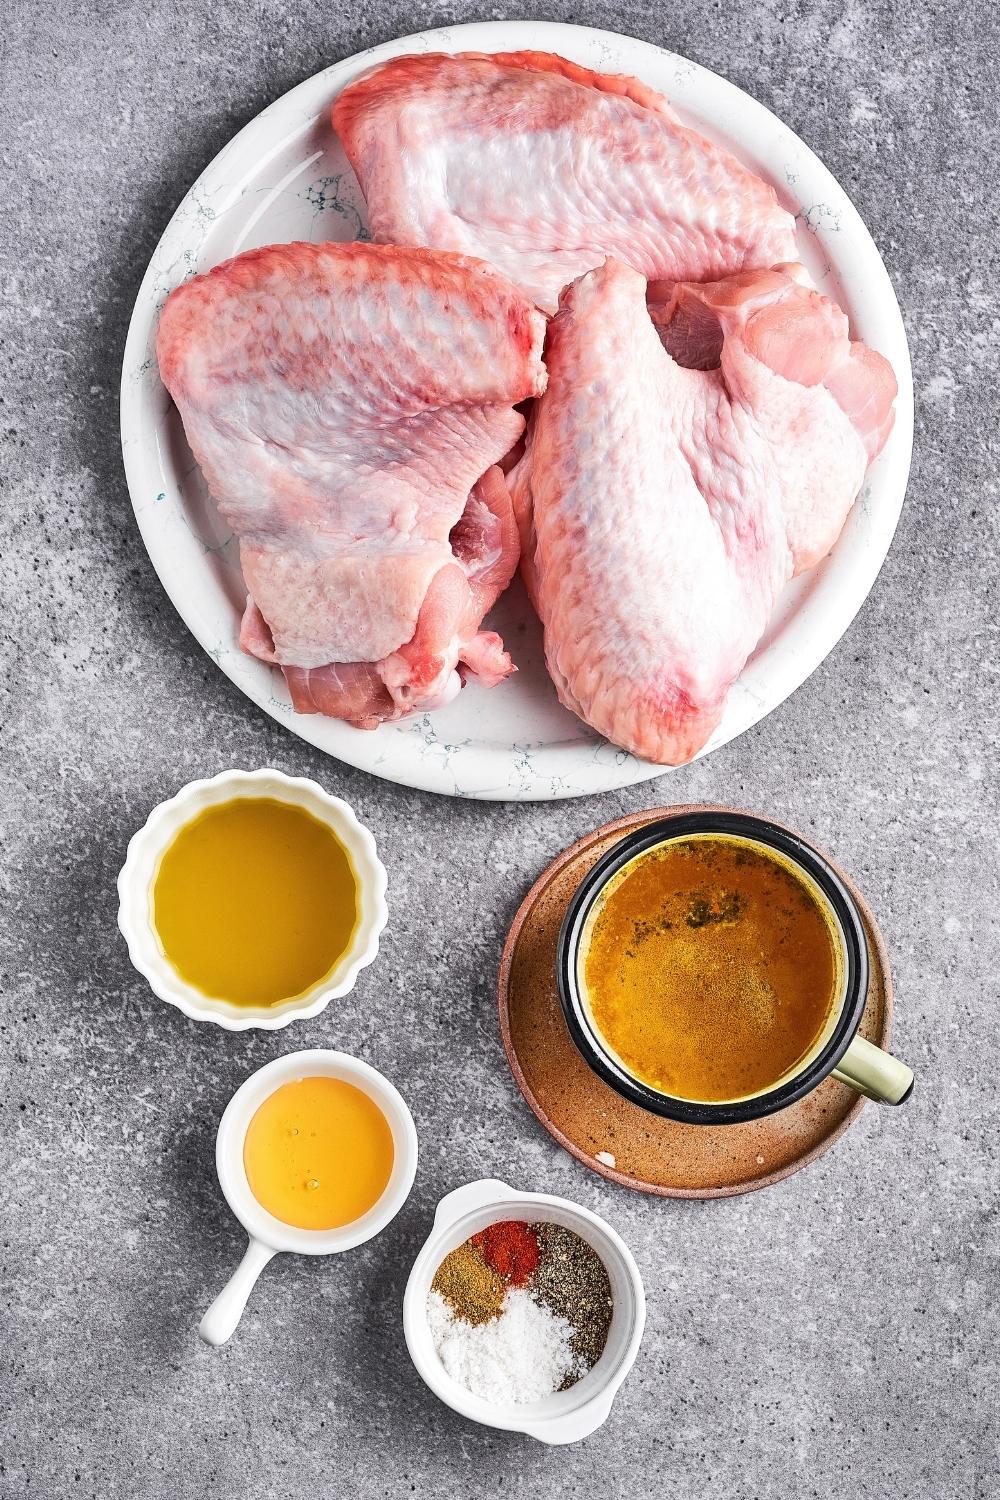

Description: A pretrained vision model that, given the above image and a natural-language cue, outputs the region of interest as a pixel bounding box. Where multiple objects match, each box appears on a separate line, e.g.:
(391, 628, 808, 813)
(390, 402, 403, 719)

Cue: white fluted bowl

(116, 768, 387, 1030)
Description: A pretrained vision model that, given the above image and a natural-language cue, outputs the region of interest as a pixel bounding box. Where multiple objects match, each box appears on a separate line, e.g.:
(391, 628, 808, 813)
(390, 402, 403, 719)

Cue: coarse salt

(427, 1287, 580, 1404)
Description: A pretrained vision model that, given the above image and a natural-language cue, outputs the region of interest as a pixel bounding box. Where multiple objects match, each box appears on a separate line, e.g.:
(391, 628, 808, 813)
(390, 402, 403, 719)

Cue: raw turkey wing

(156, 241, 547, 727)
(508, 259, 897, 764)
(333, 50, 800, 313)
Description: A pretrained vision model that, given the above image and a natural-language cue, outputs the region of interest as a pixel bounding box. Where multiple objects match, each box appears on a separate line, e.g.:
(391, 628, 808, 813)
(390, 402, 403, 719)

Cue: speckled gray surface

(3, 1, 999, 1496)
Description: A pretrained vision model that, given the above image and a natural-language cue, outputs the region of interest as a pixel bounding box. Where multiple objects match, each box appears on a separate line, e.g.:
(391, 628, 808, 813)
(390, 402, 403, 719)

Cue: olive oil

(243, 1076, 394, 1230)
(580, 835, 841, 1103)
(152, 798, 358, 1007)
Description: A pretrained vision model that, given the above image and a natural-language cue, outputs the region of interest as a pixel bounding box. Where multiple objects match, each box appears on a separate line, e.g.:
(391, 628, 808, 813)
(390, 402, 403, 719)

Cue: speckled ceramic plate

(120, 20, 913, 800)
(498, 808, 893, 1197)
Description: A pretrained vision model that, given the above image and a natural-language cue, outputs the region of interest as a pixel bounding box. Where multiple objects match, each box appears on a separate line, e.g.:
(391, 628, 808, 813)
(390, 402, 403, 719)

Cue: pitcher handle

(199, 1237, 275, 1346)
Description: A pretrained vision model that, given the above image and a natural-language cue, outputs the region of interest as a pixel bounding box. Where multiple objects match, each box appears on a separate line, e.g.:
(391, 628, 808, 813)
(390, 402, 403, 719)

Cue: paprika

(471, 1219, 540, 1286)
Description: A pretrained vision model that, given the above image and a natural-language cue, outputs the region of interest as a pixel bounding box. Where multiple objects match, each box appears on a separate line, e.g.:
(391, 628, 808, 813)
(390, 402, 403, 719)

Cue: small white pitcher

(200, 1049, 418, 1345)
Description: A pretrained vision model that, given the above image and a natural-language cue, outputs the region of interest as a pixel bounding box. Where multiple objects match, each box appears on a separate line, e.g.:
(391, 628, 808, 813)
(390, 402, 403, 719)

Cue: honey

(243, 1076, 394, 1230)
(580, 835, 841, 1103)
(152, 797, 358, 1007)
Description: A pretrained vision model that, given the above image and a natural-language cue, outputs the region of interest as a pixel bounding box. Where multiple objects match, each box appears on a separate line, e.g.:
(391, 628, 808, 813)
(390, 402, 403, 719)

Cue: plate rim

(120, 18, 914, 800)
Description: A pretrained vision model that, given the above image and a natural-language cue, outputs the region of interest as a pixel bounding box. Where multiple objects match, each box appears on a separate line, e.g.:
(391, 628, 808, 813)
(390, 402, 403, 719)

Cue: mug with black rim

(557, 809, 914, 1126)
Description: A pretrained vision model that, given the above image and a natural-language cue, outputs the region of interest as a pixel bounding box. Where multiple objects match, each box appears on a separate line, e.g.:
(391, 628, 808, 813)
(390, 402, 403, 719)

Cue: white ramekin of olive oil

(117, 768, 387, 1030)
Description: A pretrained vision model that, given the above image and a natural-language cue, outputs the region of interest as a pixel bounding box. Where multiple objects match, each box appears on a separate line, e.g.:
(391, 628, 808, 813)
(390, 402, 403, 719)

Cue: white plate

(120, 20, 913, 801)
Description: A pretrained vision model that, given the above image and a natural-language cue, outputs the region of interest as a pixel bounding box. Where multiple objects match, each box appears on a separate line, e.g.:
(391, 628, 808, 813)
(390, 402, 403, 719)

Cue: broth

(580, 835, 841, 1103)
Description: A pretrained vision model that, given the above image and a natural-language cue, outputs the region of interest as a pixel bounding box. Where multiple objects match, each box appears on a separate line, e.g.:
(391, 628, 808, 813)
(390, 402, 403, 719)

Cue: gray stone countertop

(2, 2, 997, 1496)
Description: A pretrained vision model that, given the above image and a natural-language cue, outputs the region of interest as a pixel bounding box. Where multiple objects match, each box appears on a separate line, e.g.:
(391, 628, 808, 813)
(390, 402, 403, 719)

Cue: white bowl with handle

(403, 1178, 646, 1444)
(200, 1048, 418, 1345)
(116, 767, 387, 1030)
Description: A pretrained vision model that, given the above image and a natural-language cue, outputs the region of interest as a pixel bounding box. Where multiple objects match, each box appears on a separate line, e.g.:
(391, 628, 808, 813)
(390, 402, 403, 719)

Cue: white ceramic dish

(120, 19, 913, 801)
(403, 1178, 645, 1445)
(200, 1049, 418, 1345)
(116, 768, 387, 1030)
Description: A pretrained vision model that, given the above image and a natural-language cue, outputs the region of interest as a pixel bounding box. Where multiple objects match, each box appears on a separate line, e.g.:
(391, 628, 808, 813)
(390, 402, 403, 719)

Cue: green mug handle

(832, 1035, 914, 1104)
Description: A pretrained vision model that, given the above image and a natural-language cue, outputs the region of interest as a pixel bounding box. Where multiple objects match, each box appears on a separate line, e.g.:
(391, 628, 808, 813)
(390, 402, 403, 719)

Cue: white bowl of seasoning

(117, 768, 387, 1030)
(403, 1178, 645, 1445)
(200, 1048, 418, 1345)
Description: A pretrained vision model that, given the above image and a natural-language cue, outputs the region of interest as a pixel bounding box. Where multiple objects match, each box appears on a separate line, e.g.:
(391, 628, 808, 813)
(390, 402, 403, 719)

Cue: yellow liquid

(243, 1076, 394, 1230)
(152, 797, 358, 1007)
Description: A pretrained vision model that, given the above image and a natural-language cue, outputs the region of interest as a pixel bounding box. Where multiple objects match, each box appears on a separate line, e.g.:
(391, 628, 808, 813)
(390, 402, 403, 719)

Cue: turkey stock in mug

(556, 810, 914, 1126)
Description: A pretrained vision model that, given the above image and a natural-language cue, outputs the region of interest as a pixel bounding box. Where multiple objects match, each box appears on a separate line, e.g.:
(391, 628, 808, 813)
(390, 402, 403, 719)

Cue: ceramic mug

(557, 809, 914, 1126)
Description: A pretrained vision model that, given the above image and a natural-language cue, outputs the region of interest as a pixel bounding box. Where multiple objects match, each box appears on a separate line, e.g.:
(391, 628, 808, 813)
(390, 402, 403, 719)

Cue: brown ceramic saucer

(498, 806, 893, 1199)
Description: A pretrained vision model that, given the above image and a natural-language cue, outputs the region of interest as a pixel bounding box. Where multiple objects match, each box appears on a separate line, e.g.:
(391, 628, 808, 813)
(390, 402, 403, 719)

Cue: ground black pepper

(530, 1222, 613, 1382)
